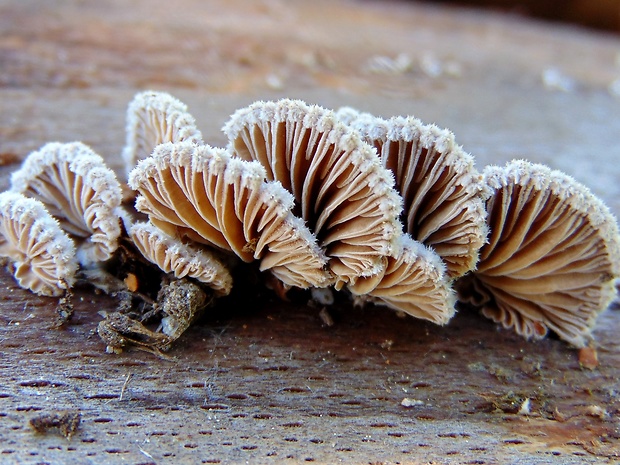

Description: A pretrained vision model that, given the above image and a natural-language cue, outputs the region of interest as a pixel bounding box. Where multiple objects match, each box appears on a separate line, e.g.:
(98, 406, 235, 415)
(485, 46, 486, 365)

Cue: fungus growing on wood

(456, 160, 620, 347)
(10, 142, 124, 265)
(129, 221, 233, 296)
(128, 141, 332, 289)
(222, 99, 402, 286)
(342, 110, 488, 279)
(122, 90, 203, 175)
(348, 235, 455, 324)
(0, 192, 77, 296)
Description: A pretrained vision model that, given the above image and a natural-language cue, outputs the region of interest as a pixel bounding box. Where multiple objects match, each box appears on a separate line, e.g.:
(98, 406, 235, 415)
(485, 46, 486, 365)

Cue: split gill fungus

(222, 99, 455, 323)
(0, 192, 77, 296)
(223, 99, 404, 286)
(338, 108, 489, 280)
(10, 141, 126, 266)
(456, 160, 620, 347)
(128, 142, 332, 290)
(122, 90, 204, 177)
(0, 90, 618, 352)
(129, 221, 233, 297)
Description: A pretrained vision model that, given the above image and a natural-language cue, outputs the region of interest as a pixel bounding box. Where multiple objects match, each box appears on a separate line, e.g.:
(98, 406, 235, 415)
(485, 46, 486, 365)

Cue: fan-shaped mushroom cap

(0, 192, 77, 296)
(343, 111, 488, 279)
(128, 142, 332, 289)
(10, 142, 124, 265)
(457, 160, 620, 347)
(223, 99, 404, 286)
(122, 90, 204, 175)
(348, 235, 455, 324)
(129, 221, 233, 296)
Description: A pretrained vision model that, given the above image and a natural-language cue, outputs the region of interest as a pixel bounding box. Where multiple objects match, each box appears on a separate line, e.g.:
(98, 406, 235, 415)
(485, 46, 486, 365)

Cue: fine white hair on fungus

(128, 142, 332, 289)
(10, 141, 124, 266)
(122, 90, 204, 176)
(0, 191, 78, 296)
(129, 221, 233, 297)
(348, 234, 455, 325)
(457, 159, 620, 348)
(343, 111, 489, 280)
(222, 98, 404, 288)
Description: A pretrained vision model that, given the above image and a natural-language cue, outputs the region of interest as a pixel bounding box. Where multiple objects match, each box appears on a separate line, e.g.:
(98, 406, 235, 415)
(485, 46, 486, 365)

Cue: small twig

(138, 445, 154, 459)
(119, 373, 132, 401)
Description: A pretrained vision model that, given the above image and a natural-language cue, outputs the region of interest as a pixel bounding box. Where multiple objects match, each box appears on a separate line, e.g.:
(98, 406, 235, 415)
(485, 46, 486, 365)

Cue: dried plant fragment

(122, 90, 203, 175)
(97, 311, 171, 354)
(11, 142, 124, 265)
(348, 235, 455, 324)
(457, 160, 620, 347)
(30, 411, 81, 439)
(0, 192, 77, 296)
(97, 279, 211, 353)
(129, 142, 331, 289)
(130, 221, 233, 296)
(343, 110, 488, 279)
(56, 289, 74, 325)
(158, 279, 209, 341)
(223, 99, 402, 286)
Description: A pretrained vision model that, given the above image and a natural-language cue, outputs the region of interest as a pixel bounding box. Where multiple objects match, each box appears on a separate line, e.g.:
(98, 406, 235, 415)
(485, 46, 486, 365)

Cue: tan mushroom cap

(10, 142, 124, 265)
(122, 90, 204, 175)
(128, 142, 332, 289)
(0, 192, 77, 296)
(457, 160, 620, 347)
(348, 235, 455, 324)
(222, 99, 403, 286)
(343, 110, 489, 279)
(129, 221, 233, 296)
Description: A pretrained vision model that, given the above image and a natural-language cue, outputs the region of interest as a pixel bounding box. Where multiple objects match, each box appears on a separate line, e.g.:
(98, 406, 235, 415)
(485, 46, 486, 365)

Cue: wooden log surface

(1, 0, 619, 463)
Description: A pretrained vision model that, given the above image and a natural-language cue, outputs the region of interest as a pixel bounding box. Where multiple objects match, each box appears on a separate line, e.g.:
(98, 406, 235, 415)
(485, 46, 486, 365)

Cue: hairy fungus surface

(122, 90, 204, 175)
(223, 99, 403, 285)
(348, 235, 455, 324)
(0, 192, 77, 296)
(343, 110, 488, 279)
(457, 160, 620, 347)
(130, 221, 233, 296)
(128, 142, 332, 289)
(10, 142, 124, 265)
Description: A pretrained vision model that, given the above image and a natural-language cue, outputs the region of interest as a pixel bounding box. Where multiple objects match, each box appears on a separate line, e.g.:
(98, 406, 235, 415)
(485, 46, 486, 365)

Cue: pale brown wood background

(1, 1, 619, 463)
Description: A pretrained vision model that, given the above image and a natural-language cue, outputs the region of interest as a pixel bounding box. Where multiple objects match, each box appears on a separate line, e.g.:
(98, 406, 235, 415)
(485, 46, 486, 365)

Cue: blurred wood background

(1, 0, 619, 463)
(425, 0, 620, 32)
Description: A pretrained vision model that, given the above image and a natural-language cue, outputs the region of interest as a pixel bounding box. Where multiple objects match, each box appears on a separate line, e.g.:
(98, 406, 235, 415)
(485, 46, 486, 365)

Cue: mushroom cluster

(0, 90, 618, 352)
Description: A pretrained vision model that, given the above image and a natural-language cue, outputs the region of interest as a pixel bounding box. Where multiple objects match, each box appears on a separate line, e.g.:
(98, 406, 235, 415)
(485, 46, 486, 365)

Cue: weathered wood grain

(1, 1, 619, 463)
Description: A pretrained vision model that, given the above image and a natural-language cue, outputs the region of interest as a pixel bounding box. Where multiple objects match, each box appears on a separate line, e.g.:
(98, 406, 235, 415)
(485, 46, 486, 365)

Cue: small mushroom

(341, 109, 489, 279)
(456, 160, 620, 347)
(222, 99, 403, 286)
(0, 192, 77, 296)
(348, 234, 455, 324)
(128, 142, 331, 289)
(122, 90, 204, 176)
(129, 221, 233, 296)
(10, 142, 124, 265)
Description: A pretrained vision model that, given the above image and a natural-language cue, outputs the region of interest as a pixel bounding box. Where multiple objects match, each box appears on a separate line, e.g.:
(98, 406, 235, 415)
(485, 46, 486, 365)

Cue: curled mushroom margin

(0, 192, 78, 296)
(129, 221, 233, 297)
(10, 141, 125, 266)
(122, 90, 204, 177)
(348, 234, 456, 325)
